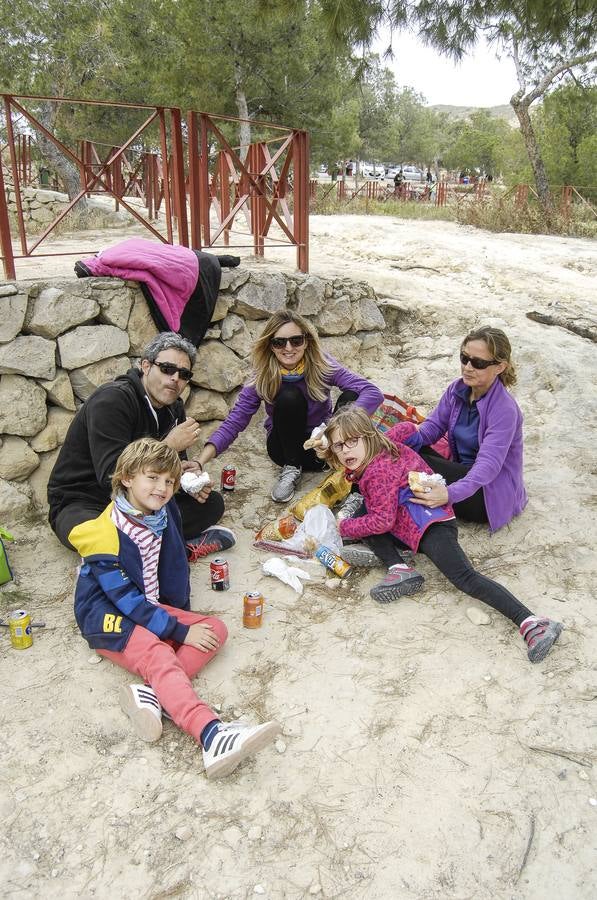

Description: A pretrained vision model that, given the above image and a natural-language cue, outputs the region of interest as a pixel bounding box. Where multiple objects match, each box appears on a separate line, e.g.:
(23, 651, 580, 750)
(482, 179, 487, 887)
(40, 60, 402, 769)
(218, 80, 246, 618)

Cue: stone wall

(0, 268, 385, 520)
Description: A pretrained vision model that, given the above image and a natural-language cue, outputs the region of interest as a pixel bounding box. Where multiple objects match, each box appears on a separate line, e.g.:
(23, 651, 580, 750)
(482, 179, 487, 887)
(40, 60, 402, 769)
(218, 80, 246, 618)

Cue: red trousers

(98, 604, 228, 743)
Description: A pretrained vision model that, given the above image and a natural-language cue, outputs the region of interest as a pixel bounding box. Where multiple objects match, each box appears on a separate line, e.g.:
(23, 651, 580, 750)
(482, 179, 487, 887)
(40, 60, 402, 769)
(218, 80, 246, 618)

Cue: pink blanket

(82, 239, 199, 331)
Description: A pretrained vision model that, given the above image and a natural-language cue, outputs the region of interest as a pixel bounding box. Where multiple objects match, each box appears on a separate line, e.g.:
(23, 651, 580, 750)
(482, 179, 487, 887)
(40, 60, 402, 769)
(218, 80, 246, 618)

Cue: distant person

(196, 310, 383, 503)
(71, 437, 280, 778)
(426, 168, 433, 183)
(48, 332, 233, 561)
(394, 168, 403, 197)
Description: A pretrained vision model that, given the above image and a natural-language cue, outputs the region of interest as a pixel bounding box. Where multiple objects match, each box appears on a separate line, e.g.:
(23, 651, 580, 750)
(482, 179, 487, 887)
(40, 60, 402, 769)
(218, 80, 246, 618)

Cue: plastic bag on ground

(280, 504, 342, 556)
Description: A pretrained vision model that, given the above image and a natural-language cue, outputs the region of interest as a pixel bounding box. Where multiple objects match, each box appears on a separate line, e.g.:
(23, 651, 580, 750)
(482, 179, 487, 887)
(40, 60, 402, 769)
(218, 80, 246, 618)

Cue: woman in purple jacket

(406, 326, 527, 532)
(197, 310, 383, 502)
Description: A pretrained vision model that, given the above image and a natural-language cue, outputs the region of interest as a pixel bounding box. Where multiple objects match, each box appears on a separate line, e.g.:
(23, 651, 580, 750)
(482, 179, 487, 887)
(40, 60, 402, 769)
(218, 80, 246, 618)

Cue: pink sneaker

(370, 564, 425, 603)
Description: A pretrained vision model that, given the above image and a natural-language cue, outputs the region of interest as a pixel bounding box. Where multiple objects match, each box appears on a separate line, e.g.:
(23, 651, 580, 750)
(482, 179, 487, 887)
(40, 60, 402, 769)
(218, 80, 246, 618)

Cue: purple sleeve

(405, 385, 454, 451)
(447, 404, 519, 505)
(206, 383, 262, 455)
(328, 357, 384, 414)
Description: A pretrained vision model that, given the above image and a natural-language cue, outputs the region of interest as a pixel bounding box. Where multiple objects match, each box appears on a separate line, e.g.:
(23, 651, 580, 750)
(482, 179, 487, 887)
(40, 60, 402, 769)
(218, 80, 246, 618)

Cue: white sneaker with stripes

(119, 683, 163, 742)
(202, 720, 281, 779)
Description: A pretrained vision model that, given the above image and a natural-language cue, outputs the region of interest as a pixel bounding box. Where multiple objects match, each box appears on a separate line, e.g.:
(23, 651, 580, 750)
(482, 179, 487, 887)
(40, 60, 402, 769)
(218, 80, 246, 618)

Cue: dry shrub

(457, 195, 596, 237)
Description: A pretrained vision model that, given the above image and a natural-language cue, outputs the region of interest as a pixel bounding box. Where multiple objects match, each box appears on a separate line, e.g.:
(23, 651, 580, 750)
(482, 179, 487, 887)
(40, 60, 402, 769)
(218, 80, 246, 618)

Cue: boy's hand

(184, 622, 220, 652)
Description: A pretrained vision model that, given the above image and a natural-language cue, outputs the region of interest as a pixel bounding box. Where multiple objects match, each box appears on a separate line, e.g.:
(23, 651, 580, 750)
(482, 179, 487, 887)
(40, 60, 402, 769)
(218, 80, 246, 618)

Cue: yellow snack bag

(290, 470, 351, 521)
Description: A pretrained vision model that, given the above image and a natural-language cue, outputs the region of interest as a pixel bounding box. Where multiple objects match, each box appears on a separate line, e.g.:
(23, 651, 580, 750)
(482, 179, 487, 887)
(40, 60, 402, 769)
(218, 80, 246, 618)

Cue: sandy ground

(1, 215, 596, 900)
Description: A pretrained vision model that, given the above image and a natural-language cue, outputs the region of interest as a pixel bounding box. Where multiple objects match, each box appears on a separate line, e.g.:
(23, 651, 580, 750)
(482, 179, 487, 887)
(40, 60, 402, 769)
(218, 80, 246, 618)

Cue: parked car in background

(359, 161, 385, 178)
(402, 165, 424, 183)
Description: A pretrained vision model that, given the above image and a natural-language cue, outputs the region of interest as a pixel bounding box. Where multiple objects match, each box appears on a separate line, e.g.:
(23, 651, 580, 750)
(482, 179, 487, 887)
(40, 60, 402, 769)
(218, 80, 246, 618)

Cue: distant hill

(430, 104, 518, 126)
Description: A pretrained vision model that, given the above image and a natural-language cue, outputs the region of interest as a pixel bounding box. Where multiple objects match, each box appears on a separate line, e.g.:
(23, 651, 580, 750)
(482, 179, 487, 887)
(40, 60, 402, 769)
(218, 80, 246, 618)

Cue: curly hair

(462, 326, 516, 388)
(142, 332, 197, 368)
(251, 310, 332, 403)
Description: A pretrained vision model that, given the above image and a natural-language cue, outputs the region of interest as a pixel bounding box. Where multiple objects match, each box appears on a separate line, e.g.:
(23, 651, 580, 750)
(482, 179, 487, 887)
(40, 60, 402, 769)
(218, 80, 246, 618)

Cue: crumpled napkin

(180, 471, 211, 495)
(262, 557, 312, 594)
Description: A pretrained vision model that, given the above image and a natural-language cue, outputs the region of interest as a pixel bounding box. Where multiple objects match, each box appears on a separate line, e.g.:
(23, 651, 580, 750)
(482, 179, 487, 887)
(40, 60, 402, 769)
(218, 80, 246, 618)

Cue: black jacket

(48, 368, 185, 526)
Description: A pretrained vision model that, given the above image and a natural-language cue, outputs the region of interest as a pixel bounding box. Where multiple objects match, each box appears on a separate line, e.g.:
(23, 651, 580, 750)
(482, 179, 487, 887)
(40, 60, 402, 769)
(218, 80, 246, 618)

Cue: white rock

(39, 369, 76, 411)
(313, 294, 353, 335)
(309, 885, 322, 895)
(0, 436, 39, 480)
(295, 275, 326, 316)
(58, 325, 129, 369)
(0, 375, 47, 436)
(185, 387, 229, 421)
(247, 826, 262, 841)
(88, 655, 102, 665)
(589, 797, 597, 806)
(30, 407, 74, 452)
(483, 674, 492, 682)
(466, 607, 491, 626)
(325, 577, 341, 589)
(0, 335, 56, 380)
(26, 286, 99, 338)
(253, 885, 266, 895)
(275, 739, 287, 754)
(191, 341, 248, 392)
(127, 292, 159, 355)
(0, 291, 28, 342)
(175, 825, 193, 841)
(234, 273, 287, 320)
(0, 477, 33, 520)
(69, 355, 130, 401)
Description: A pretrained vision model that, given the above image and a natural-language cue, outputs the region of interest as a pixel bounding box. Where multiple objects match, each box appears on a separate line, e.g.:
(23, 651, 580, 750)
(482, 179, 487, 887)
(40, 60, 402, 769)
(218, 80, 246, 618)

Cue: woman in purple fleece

(406, 326, 527, 532)
(197, 310, 383, 502)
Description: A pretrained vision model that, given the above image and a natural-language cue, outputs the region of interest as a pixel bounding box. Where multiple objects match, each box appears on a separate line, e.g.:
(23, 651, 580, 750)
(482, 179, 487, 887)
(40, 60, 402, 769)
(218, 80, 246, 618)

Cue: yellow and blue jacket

(71, 500, 190, 651)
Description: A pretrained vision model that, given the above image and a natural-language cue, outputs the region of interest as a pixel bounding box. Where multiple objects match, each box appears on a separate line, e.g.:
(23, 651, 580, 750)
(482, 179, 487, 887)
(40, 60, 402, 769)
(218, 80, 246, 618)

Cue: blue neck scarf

(114, 493, 168, 537)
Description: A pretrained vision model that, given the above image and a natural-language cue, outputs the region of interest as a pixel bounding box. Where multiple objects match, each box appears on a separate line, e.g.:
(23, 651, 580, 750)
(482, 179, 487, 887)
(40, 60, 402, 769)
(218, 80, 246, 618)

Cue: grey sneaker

(370, 565, 425, 603)
(271, 465, 302, 502)
(340, 543, 380, 567)
(519, 617, 563, 663)
(336, 492, 364, 521)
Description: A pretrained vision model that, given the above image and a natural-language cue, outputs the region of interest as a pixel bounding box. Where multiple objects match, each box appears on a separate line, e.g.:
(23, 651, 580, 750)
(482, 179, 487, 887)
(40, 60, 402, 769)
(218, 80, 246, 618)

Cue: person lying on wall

(195, 310, 384, 503)
(48, 332, 235, 562)
(74, 238, 241, 347)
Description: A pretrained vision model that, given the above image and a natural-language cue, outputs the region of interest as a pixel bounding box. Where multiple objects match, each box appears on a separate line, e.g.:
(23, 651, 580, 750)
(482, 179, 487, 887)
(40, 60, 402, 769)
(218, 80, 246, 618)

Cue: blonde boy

(71, 438, 279, 778)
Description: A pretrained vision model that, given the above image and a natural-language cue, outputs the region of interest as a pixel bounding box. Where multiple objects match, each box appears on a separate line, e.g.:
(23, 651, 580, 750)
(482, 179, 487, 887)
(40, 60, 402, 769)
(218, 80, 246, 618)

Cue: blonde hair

(251, 310, 333, 404)
(462, 326, 517, 388)
(322, 406, 400, 470)
(111, 438, 182, 497)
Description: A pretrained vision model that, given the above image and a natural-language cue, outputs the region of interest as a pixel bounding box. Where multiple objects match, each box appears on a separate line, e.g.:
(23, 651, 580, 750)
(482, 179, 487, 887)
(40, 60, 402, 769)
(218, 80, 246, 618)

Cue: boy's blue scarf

(114, 493, 168, 537)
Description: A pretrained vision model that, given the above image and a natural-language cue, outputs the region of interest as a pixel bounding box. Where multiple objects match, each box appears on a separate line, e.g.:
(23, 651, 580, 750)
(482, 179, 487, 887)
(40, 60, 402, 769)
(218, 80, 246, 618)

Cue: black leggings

(361, 517, 532, 627)
(419, 447, 488, 524)
(52, 489, 225, 550)
(266, 384, 358, 470)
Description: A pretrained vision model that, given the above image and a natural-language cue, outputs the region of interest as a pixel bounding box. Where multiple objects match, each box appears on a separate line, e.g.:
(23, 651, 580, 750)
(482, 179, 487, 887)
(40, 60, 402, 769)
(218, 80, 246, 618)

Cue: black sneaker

(186, 527, 236, 562)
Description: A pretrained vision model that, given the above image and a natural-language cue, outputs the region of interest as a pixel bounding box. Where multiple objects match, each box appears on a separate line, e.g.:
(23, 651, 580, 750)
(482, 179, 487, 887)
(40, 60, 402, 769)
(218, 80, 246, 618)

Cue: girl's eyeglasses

(271, 334, 306, 349)
(460, 351, 499, 370)
(331, 436, 360, 453)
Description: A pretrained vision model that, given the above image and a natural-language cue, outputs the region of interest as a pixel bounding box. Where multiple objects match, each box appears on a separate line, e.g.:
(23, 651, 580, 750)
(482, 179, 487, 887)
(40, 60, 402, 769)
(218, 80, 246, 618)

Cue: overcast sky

(373, 31, 520, 107)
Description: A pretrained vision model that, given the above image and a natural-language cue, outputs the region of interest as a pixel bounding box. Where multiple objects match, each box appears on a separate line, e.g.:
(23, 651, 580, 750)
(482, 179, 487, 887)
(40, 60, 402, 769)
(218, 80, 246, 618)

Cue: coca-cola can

(210, 558, 230, 591)
(221, 465, 236, 491)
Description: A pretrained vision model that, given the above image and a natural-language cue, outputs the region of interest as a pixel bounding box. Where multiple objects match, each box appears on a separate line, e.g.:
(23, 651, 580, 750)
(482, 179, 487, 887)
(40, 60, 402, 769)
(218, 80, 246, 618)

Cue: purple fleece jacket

(405, 377, 528, 532)
(207, 356, 383, 455)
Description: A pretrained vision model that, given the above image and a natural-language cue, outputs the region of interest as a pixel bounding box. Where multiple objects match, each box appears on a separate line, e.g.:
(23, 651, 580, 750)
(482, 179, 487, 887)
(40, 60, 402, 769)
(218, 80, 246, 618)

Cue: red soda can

(221, 465, 236, 491)
(210, 558, 230, 591)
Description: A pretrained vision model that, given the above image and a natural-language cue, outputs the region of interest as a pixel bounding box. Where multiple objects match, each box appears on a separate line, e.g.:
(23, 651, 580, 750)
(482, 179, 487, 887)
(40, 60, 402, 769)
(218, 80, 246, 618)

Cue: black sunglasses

(271, 334, 306, 349)
(460, 351, 499, 370)
(152, 361, 193, 381)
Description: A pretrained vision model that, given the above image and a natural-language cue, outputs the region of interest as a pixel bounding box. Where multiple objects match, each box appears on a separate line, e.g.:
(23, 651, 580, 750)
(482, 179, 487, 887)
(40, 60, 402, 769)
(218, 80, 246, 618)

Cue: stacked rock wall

(0, 268, 385, 521)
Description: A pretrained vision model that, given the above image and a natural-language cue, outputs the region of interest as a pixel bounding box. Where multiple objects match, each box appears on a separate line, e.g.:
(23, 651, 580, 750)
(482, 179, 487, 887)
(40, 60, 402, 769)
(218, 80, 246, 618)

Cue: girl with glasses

(322, 406, 562, 663)
(197, 310, 383, 502)
(404, 326, 527, 532)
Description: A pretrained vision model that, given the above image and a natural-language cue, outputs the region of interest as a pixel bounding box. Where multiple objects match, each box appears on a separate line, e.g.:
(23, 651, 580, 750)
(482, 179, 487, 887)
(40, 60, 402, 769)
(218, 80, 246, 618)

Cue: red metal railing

(0, 93, 310, 279)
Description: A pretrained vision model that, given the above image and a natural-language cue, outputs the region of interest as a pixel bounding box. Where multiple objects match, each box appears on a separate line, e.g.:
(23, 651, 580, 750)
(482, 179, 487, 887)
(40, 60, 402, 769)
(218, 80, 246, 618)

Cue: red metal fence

(0, 94, 309, 279)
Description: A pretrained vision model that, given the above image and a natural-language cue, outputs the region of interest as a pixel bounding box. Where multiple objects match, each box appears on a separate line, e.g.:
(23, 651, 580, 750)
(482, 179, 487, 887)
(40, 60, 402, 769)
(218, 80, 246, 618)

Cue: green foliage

(533, 84, 597, 189)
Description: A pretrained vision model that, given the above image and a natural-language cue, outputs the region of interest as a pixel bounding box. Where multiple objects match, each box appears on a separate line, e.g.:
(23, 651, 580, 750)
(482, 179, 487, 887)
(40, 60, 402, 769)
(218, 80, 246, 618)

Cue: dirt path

(1, 216, 596, 899)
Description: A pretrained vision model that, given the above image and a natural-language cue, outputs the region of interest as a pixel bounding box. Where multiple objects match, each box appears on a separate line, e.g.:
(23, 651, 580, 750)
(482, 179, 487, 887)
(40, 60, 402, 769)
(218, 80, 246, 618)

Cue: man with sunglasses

(48, 332, 233, 559)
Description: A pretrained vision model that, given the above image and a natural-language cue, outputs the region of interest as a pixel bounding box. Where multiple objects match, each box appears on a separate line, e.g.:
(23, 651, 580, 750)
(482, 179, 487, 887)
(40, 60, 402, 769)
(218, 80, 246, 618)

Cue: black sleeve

(86, 389, 145, 492)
